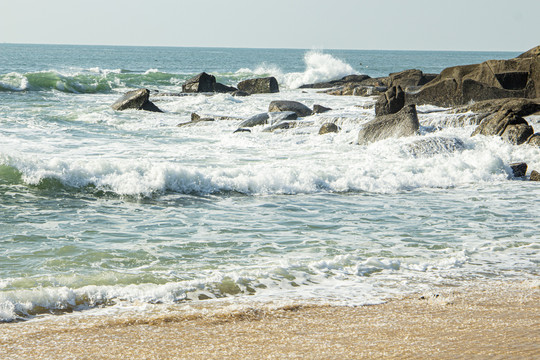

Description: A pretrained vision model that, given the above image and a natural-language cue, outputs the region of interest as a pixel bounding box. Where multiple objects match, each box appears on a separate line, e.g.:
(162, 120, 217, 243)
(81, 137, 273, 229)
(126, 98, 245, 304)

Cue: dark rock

(237, 77, 279, 94)
(375, 86, 405, 116)
(312, 104, 332, 114)
(263, 121, 298, 132)
(408, 46, 540, 106)
(214, 82, 237, 93)
(111, 88, 163, 112)
(530, 170, 540, 181)
(182, 72, 216, 93)
(319, 123, 339, 135)
(233, 128, 251, 133)
(231, 90, 250, 97)
(526, 133, 540, 146)
(357, 104, 420, 145)
(237, 113, 270, 128)
(268, 100, 312, 117)
(299, 74, 371, 89)
(472, 110, 534, 144)
(269, 111, 298, 123)
(510, 162, 528, 177)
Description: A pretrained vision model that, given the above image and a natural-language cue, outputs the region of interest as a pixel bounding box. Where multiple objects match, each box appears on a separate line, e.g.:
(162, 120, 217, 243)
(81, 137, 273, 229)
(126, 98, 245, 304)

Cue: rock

(299, 74, 371, 89)
(268, 100, 312, 117)
(357, 104, 420, 145)
(111, 88, 163, 112)
(530, 170, 540, 181)
(312, 104, 332, 114)
(262, 121, 298, 132)
(214, 83, 237, 93)
(409, 46, 540, 106)
(501, 123, 534, 145)
(233, 128, 251, 133)
(231, 90, 250, 97)
(177, 113, 214, 127)
(237, 77, 279, 94)
(269, 111, 298, 123)
(319, 123, 339, 135)
(387, 69, 436, 89)
(510, 162, 528, 177)
(237, 113, 270, 128)
(182, 72, 216, 93)
(404, 137, 466, 157)
(472, 109, 534, 144)
(375, 85, 405, 116)
(516, 45, 540, 59)
(454, 98, 540, 117)
(526, 133, 540, 146)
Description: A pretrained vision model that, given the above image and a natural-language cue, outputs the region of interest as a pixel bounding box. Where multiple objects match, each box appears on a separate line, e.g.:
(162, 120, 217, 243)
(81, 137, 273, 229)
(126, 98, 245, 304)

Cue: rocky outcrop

(111, 88, 163, 112)
(357, 104, 420, 145)
(409, 46, 540, 106)
(471, 110, 534, 145)
(268, 100, 312, 117)
(182, 72, 237, 93)
(319, 123, 339, 135)
(375, 86, 405, 116)
(312, 104, 332, 114)
(237, 77, 279, 94)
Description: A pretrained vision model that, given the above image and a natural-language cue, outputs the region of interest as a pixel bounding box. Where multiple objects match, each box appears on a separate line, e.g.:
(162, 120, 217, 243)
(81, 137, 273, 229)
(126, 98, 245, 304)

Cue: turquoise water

(1, 44, 538, 321)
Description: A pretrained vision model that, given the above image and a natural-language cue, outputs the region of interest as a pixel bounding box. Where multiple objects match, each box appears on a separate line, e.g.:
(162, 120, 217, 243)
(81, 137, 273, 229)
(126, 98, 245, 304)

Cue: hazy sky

(1, 0, 538, 51)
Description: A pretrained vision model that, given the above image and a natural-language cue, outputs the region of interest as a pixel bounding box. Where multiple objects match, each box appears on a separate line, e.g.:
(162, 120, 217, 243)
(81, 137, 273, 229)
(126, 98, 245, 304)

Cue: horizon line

(0, 41, 524, 53)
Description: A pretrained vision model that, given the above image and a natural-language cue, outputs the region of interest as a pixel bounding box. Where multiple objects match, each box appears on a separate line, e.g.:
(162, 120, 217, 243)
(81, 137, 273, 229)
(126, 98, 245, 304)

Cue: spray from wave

(236, 50, 357, 89)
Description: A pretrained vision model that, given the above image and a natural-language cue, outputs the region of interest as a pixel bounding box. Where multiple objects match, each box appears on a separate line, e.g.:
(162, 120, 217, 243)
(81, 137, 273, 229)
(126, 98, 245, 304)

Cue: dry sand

(1, 280, 538, 359)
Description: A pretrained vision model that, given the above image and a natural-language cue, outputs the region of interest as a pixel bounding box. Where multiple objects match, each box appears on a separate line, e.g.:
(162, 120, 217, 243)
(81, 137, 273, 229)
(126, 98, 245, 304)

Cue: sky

(0, 0, 538, 52)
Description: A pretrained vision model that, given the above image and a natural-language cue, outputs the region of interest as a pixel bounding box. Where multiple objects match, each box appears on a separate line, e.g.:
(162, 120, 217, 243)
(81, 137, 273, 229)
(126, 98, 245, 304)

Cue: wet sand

(1, 280, 538, 359)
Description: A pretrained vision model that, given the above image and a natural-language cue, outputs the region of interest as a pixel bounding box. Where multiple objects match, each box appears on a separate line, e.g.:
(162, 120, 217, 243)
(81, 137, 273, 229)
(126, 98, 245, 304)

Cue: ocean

(0, 44, 538, 322)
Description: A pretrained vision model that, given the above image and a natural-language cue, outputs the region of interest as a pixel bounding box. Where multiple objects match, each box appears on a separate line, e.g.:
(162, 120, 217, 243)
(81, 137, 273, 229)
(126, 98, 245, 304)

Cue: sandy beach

(1, 280, 538, 359)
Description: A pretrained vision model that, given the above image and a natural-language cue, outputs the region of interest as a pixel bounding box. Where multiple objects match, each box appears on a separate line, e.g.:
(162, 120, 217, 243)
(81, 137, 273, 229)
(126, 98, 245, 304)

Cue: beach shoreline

(1, 280, 538, 359)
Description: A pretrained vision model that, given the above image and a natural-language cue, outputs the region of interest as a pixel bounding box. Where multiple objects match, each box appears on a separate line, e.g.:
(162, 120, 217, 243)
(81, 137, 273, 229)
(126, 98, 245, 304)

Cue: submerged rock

(237, 113, 270, 128)
(268, 100, 312, 117)
(237, 77, 279, 94)
(404, 137, 466, 157)
(312, 104, 332, 115)
(510, 162, 528, 177)
(111, 88, 163, 112)
(262, 121, 298, 132)
(375, 85, 405, 116)
(319, 123, 339, 135)
(454, 98, 540, 117)
(357, 104, 420, 145)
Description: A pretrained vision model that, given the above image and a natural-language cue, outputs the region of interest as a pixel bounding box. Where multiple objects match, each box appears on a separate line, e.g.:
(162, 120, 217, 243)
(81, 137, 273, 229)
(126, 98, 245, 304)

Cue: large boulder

(409, 45, 540, 106)
(268, 100, 312, 117)
(375, 85, 405, 116)
(357, 104, 420, 145)
(387, 69, 437, 89)
(111, 88, 163, 112)
(237, 77, 279, 94)
(237, 76, 279, 94)
(471, 109, 534, 145)
(182, 72, 216, 93)
(182, 72, 236, 93)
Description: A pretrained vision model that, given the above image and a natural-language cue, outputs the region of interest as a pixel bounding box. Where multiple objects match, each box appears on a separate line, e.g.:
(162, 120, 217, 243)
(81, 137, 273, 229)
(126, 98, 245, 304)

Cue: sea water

(0, 44, 538, 322)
